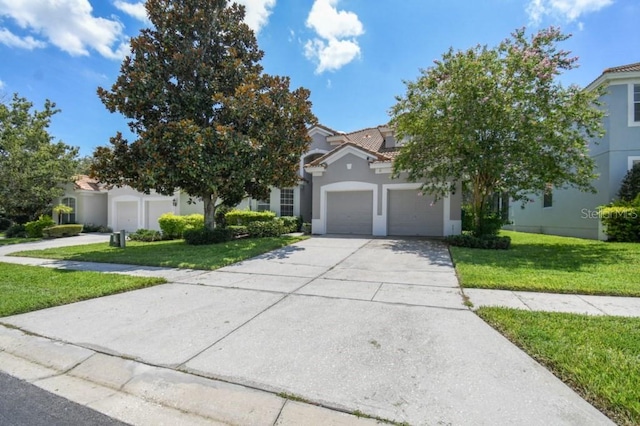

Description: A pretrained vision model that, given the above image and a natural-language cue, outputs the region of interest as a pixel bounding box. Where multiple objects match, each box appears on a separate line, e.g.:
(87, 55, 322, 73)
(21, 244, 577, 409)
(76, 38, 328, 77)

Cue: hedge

(280, 216, 302, 233)
(129, 229, 163, 242)
(225, 210, 275, 226)
(247, 221, 285, 238)
(42, 225, 83, 238)
(444, 234, 511, 250)
(599, 206, 640, 242)
(183, 227, 233, 245)
(25, 215, 56, 238)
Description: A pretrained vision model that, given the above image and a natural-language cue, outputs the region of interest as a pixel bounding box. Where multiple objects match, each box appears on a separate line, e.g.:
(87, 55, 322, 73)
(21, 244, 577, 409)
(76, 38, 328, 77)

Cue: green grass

(450, 231, 640, 296)
(0, 262, 166, 317)
(10, 236, 308, 270)
(477, 307, 640, 425)
(0, 237, 39, 246)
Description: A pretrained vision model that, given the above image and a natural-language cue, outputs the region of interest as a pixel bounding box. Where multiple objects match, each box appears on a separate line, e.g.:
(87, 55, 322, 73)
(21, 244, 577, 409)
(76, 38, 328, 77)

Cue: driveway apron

(0, 236, 612, 425)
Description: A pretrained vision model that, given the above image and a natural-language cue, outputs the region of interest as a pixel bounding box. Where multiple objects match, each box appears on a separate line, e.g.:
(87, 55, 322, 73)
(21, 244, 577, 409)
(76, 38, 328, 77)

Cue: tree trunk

(203, 191, 218, 230)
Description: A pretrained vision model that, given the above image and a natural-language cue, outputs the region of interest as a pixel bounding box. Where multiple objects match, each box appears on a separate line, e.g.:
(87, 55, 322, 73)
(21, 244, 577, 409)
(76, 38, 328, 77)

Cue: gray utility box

(109, 230, 127, 248)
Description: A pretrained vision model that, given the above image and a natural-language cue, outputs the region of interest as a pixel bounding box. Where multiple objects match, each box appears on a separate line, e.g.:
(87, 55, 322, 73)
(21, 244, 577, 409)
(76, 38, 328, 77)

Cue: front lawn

(0, 262, 166, 317)
(0, 237, 39, 246)
(450, 231, 640, 296)
(10, 236, 308, 270)
(478, 307, 640, 425)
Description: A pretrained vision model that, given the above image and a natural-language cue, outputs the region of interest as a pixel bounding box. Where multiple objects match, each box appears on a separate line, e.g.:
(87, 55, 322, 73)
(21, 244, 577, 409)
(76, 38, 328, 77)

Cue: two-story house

(506, 62, 640, 239)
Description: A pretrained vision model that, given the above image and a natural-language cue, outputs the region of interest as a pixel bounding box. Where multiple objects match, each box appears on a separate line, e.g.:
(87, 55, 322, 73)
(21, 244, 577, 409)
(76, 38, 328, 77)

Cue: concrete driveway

(0, 236, 611, 425)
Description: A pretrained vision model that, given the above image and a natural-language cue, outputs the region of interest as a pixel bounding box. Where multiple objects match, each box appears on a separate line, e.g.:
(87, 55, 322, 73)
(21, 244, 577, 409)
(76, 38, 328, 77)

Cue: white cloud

(0, 27, 46, 49)
(235, 0, 276, 33)
(526, 0, 614, 24)
(304, 38, 360, 73)
(0, 79, 5, 89)
(0, 0, 129, 59)
(304, 0, 364, 73)
(113, 1, 148, 23)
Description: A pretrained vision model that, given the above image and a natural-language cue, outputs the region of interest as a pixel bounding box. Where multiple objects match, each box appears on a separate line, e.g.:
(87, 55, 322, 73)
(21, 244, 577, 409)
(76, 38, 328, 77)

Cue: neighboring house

(505, 62, 640, 240)
(59, 123, 463, 237)
(54, 176, 107, 227)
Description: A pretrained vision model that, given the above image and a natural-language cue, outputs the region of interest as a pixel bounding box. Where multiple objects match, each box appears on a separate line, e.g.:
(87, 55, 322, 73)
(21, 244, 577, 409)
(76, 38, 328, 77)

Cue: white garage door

(115, 201, 138, 232)
(146, 200, 173, 231)
(387, 190, 442, 236)
(326, 191, 373, 235)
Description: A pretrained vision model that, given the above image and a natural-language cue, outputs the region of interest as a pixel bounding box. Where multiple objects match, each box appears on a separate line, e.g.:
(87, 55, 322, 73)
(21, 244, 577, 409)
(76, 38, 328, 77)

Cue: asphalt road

(0, 372, 128, 426)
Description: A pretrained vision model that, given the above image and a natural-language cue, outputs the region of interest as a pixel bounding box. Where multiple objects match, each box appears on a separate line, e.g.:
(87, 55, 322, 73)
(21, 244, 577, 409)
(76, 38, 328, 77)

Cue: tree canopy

(618, 163, 640, 203)
(93, 0, 317, 229)
(390, 27, 605, 237)
(0, 94, 78, 222)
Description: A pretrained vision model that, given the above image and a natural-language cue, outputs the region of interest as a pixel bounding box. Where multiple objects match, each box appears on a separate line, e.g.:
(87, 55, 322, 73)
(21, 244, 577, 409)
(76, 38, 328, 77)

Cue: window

(280, 188, 294, 216)
(61, 197, 76, 224)
(543, 185, 553, 208)
(634, 84, 640, 122)
(256, 199, 270, 212)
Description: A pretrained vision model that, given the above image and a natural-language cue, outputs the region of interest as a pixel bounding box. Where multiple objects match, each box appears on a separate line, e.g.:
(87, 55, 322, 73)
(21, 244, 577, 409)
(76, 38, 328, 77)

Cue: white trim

(370, 162, 393, 174)
(316, 181, 381, 235)
(629, 156, 640, 171)
(629, 83, 640, 127)
(324, 145, 375, 165)
(586, 73, 640, 92)
(308, 126, 334, 138)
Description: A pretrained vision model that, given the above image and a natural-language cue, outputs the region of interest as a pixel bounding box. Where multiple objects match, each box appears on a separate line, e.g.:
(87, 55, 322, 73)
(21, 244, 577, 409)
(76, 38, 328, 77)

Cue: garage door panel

(388, 190, 442, 236)
(146, 200, 173, 231)
(326, 191, 373, 235)
(116, 201, 138, 233)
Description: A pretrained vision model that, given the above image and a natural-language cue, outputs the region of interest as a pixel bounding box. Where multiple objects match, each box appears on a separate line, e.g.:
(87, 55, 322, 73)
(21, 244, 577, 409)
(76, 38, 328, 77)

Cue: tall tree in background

(0, 94, 78, 221)
(390, 27, 605, 237)
(94, 0, 316, 229)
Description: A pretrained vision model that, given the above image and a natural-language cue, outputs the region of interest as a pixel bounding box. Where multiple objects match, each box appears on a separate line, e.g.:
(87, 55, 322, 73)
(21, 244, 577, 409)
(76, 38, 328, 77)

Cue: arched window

(61, 197, 76, 224)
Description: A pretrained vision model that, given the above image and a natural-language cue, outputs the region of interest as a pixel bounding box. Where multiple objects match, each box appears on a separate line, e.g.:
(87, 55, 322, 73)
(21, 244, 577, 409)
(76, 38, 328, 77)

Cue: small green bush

(183, 214, 204, 231)
(42, 224, 83, 238)
(445, 234, 511, 250)
(129, 229, 163, 242)
(280, 216, 302, 233)
(83, 223, 112, 233)
(301, 223, 312, 234)
(5, 223, 27, 238)
(225, 209, 276, 226)
(227, 225, 249, 237)
(247, 221, 285, 238)
(158, 213, 186, 239)
(183, 227, 233, 245)
(599, 205, 640, 242)
(25, 215, 56, 238)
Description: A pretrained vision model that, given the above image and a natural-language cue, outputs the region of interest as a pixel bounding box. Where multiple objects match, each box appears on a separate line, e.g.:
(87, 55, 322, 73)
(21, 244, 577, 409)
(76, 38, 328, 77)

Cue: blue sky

(0, 0, 638, 156)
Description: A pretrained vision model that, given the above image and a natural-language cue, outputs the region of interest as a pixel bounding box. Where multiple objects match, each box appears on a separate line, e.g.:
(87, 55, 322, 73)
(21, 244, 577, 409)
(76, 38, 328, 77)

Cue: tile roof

(306, 126, 400, 167)
(603, 62, 640, 74)
(74, 175, 102, 192)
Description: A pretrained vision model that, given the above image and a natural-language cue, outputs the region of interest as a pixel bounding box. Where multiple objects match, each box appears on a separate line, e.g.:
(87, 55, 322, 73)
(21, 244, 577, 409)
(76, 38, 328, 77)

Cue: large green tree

(0, 94, 78, 221)
(390, 27, 605, 237)
(94, 0, 316, 229)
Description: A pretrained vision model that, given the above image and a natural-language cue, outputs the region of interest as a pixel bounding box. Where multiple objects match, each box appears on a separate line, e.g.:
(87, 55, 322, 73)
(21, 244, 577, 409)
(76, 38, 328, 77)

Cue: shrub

(227, 225, 249, 238)
(0, 217, 12, 232)
(129, 228, 163, 242)
(445, 233, 511, 250)
(280, 216, 302, 233)
(5, 224, 27, 238)
(247, 221, 285, 238)
(618, 163, 640, 202)
(215, 205, 232, 228)
(42, 225, 83, 238)
(183, 227, 233, 245)
(82, 223, 101, 232)
(158, 213, 186, 239)
(25, 215, 56, 238)
(225, 209, 276, 226)
(598, 205, 640, 242)
(183, 214, 204, 231)
(98, 225, 113, 233)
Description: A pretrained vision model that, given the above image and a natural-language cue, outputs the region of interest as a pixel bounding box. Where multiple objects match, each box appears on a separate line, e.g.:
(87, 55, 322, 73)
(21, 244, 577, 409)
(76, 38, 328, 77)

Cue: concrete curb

(0, 325, 381, 426)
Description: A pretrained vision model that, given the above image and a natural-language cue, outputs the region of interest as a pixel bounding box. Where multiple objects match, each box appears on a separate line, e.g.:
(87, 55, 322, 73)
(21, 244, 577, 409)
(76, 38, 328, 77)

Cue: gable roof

(74, 175, 102, 192)
(306, 125, 399, 167)
(586, 62, 640, 91)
